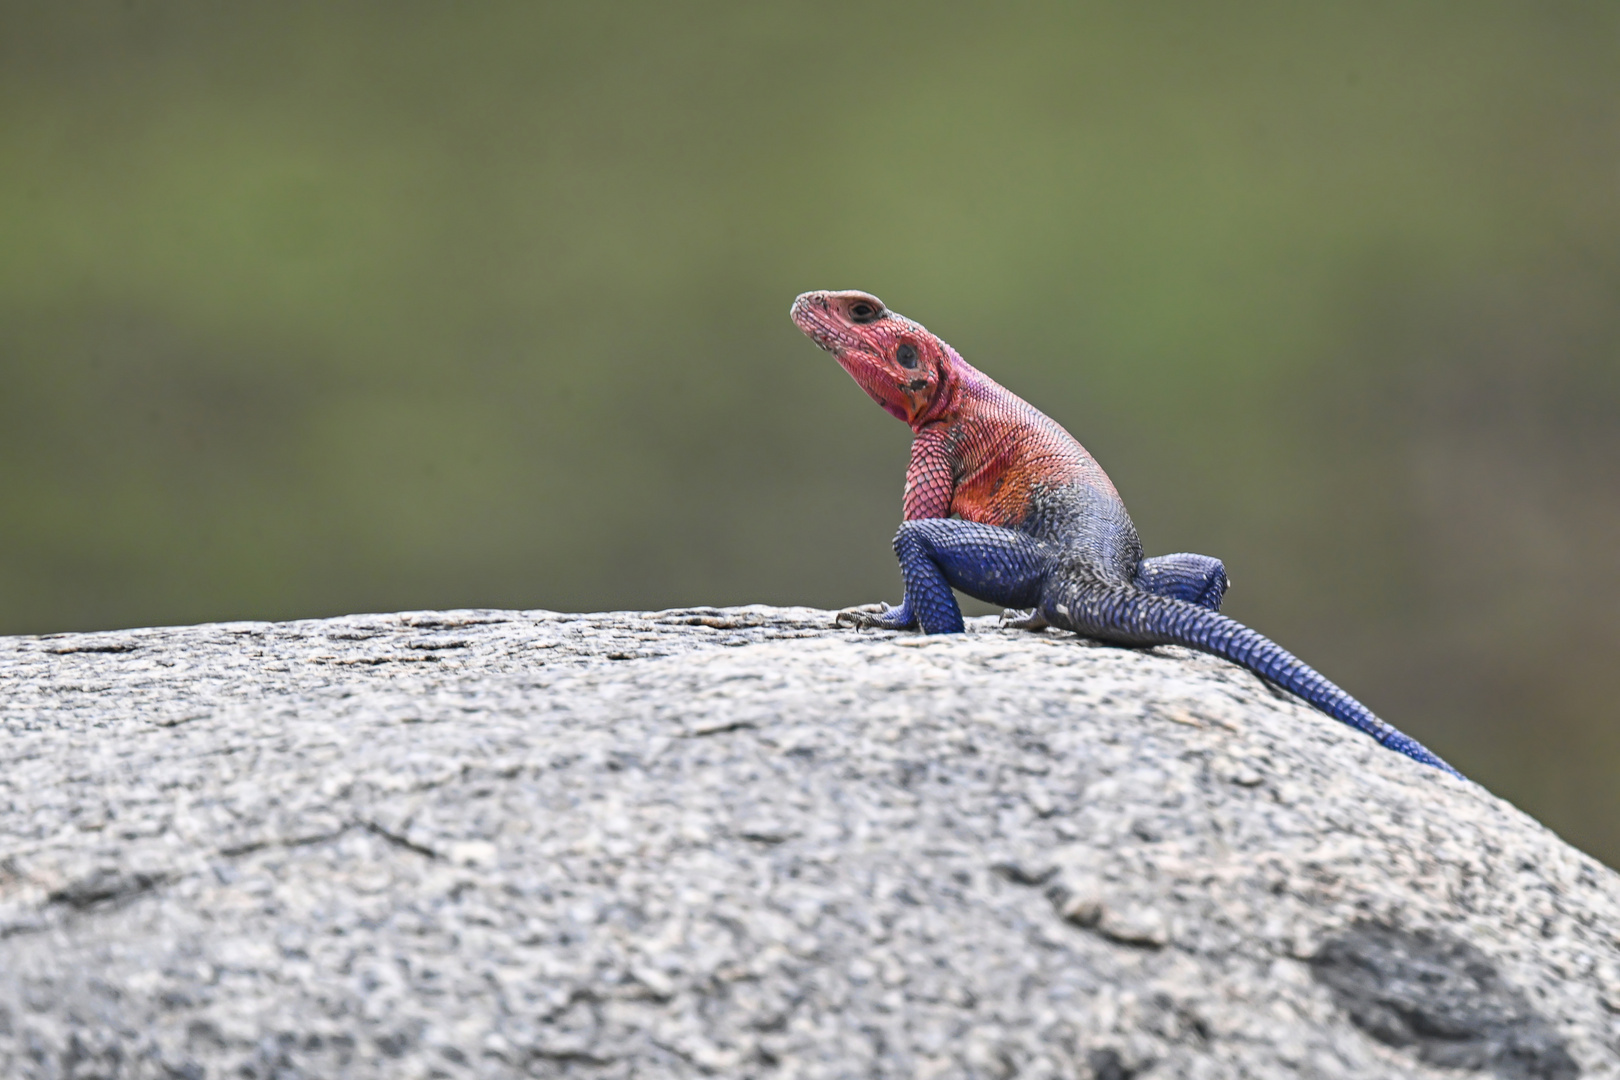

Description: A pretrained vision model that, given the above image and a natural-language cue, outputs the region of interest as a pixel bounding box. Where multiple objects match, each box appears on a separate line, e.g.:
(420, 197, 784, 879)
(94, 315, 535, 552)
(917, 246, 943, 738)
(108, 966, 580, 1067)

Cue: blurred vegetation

(2, 3, 1617, 860)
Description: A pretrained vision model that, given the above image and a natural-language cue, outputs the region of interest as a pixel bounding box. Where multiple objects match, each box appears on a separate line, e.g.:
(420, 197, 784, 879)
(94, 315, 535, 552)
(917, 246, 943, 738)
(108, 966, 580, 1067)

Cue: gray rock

(1, 606, 1618, 1079)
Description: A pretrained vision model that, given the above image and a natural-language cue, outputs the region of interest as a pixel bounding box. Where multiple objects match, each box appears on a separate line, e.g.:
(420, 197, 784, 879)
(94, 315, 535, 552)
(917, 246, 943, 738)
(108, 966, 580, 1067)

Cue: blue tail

(1045, 581, 1463, 778)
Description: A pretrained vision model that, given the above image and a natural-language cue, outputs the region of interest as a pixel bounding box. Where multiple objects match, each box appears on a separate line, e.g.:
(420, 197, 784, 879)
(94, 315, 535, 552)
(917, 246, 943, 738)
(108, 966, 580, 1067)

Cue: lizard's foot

(835, 604, 883, 629)
(835, 602, 916, 630)
(1000, 607, 1049, 631)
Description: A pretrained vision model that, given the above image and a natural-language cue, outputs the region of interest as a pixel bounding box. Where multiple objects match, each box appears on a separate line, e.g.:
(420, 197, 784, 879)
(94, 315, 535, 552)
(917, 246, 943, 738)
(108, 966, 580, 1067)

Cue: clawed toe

(835, 604, 886, 629)
(836, 602, 917, 630)
(1001, 607, 1048, 631)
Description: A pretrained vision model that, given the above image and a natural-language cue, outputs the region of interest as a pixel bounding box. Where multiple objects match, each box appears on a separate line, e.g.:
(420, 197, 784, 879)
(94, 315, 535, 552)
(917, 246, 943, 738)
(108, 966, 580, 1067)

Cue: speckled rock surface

(2, 606, 1618, 1079)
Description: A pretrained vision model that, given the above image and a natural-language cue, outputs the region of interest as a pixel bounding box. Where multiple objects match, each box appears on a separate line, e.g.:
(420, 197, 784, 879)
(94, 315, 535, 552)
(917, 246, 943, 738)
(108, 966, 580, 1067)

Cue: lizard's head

(791, 290, 952, 428)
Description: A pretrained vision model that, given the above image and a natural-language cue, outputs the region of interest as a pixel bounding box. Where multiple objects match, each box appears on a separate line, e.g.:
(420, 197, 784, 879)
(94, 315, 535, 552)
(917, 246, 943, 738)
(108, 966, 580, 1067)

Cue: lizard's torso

(914, 360, 1144, 580)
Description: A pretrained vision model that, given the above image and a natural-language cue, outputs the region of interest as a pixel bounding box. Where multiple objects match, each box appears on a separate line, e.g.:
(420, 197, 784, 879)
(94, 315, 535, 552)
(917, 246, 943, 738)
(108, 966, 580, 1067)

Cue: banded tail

(1046, 581, 1463, 778)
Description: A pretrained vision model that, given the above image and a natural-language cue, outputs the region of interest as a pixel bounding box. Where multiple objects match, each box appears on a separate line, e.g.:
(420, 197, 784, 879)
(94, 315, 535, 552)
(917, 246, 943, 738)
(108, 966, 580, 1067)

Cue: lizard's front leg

(840, 519, 1052, 635)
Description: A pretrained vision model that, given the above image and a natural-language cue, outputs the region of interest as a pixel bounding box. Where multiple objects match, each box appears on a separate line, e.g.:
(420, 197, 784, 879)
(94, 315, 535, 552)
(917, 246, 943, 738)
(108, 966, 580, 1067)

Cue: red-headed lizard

(791, 289, 1461, 777)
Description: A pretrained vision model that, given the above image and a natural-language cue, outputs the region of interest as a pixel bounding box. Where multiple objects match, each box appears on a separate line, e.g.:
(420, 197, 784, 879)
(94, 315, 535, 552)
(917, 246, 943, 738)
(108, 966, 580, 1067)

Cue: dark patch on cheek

(909, 379, 928, 391)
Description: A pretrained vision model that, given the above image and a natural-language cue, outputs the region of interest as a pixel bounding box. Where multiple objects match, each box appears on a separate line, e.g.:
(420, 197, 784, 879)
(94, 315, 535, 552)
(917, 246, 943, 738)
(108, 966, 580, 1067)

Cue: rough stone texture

(2, 605, 1619, 1079)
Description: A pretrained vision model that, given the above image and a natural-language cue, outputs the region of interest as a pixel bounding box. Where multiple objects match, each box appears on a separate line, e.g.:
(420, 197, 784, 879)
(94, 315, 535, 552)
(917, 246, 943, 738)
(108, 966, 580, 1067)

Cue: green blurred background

(3, 3, 1617, 859)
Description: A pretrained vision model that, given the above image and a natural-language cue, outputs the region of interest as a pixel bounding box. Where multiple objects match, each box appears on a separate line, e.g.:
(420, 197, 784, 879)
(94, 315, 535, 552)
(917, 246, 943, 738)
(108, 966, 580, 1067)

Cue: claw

(835, 603, 887, 629)
(1001, 607, 1048, 631)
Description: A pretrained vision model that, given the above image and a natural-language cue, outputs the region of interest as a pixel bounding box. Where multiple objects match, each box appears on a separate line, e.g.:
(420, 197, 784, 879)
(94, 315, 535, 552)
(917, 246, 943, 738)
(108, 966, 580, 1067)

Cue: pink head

(790, 290, 957, 429)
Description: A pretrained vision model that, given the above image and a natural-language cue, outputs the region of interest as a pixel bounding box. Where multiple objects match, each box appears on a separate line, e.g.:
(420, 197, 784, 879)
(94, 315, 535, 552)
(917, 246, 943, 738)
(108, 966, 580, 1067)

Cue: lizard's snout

(791, 290, 889, 354)
(791, 291, 850, 354)
(790, 292, 829, 324)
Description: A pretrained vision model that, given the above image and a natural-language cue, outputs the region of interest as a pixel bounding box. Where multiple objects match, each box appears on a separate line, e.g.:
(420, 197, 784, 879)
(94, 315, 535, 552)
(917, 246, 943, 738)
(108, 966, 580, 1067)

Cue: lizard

(790, 289, 1462, 778)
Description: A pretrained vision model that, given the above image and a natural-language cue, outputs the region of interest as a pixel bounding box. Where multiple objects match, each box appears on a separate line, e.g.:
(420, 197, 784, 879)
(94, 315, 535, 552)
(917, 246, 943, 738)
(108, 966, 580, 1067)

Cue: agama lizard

(791, 289, 1461, 777)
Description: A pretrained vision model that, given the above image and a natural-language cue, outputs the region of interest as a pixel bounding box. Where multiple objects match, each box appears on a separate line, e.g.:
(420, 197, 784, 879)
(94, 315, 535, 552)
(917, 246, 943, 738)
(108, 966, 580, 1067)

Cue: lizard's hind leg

(1135, 553, 1229, 611)
(842, 519, 1052, 634)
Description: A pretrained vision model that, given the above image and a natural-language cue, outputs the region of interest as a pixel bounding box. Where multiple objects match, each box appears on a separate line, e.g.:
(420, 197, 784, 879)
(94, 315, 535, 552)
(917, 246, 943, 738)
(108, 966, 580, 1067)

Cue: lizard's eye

(896, 343, 919, 369)
(849, 301, 882, 323)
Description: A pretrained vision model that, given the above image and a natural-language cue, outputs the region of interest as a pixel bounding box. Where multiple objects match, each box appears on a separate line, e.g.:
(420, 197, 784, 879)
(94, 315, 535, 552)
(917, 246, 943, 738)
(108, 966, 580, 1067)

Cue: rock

(1, 605, 1617, 1079)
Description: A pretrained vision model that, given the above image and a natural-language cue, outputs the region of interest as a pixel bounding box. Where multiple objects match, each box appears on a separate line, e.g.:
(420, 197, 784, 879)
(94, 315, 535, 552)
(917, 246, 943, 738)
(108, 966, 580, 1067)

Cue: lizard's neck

(910, 340, 972, 432)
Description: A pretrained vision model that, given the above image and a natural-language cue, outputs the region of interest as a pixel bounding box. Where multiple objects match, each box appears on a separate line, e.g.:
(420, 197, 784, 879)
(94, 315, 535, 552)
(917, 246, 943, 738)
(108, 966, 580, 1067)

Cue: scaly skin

(791, 289, 1462, 777)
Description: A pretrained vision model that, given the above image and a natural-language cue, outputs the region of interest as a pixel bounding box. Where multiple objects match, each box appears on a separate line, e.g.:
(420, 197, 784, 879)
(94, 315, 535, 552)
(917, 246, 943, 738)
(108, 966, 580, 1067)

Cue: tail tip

(1383, 731, 1465, 780)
